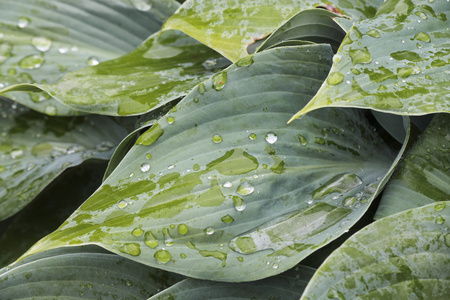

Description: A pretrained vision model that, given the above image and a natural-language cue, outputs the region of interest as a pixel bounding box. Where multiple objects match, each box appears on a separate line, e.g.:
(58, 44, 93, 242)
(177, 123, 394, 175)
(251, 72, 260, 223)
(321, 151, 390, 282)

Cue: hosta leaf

(162, 0, 384, 62)
(257, 9, 346, 53)
(0, 98, 127, 220)
(290, 0, 450, 121)
(149, 265, 315, 300)
(0, 0, 179, 115)
(301, 201, 450, 299)
(375, 113, 450, 219)
(0, 246, 183, 299)
(2, 30, 229, 116)
(23, 45, 405, 281)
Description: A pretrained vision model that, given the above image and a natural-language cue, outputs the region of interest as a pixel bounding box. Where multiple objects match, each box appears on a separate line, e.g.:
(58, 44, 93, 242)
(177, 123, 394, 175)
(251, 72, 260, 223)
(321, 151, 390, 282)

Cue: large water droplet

(140, 163, 150, 172)
(144, 231, 158, 248)
(249, 133, 257, 140)
(265, 133, 277, 144)
(178, 224, 188, 235)
(32, 37, 52, 52)
(297, 134, 307, 145)
(237, 181, 254, 196)
(327, 72, 344, 85)
(119, 243, 141, 256)
(132, 227, 144, 237)
(154, 250, 171, 264)
(212, 72, 227, 91)
(45, 105, 56, 116)
(19, 55, 44, 69)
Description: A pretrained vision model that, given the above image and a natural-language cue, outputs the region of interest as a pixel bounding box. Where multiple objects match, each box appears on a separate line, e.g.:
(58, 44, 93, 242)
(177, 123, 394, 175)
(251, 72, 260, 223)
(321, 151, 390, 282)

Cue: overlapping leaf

(22, 45, 405, 282)
(375, 113, 450, 219)
(301, 201, 450, 299)
(290, 0, 450, 121)
(163, 0, 384, 62)
(149, 265, 315, 299)
(0, 246, 183, 299)
(0, 0, 179, 115)
(0, 98, 127, 220)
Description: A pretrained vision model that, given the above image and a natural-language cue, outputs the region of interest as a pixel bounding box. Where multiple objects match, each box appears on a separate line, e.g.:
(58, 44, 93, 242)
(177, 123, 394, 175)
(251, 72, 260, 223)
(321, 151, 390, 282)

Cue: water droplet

(237, 256, 244, 262)
(236, 55, 254, 67)
(118, 243, 141, 256)
(307, 199, 314, 205)
(212, 134, 223, 143)
(342, 196, 357, 207)
(118, 200, 128, 209)
(223, 181, 233, 188)
(273, 263, 279, 269)
(180, 253, 186, 259)
(26, 162, 36, 171)
(297, 134, 307, 145)
(166, 116, 175, 124)
(144, 231, 158, 248)
(315, 137, 325, 145)
(350, 68, 360, 75)
(132, 227, 144, 237)
(205, 227, 215, 235)
(167, 164, 175, 170)
(87, 56, 99, 66)
(233, 195, 246, 211)
(366, 29, 380, 38)
(10, 149, 24, 159)
(212, 72, 227, 91)
(221, 215, 234, 223)
(140, 163, 150, 172)
(198, 83, 206, 94)
(414, 32, 431, 43)
(125, 280, 132, 287)
(312, 174, 363, 200)
(435, 215, 445, 225)
(18, 17, 31, 28)
(265, 132, 277, 144)
(45, 105, 56, 116)
(349, 48, 372, 65)
(444, 234, 450, 247)
(31, 37, 52, 52)
(163, 228, 174, 246)
(326, 72, 344, 85)
(129, 172, 134, 178)
(178, 224, 188, 235)
(58, 47, 68, 54)
(154, 250, 171, 264)
(237, 181, 254, 196)
(146, 153, 152, 160)
(415, 11, 428, 19)
(19, 55, 44, 69)
(249, 133, 257, 140)
(193, 97, 199, 103)
(435, 203, 445, 211)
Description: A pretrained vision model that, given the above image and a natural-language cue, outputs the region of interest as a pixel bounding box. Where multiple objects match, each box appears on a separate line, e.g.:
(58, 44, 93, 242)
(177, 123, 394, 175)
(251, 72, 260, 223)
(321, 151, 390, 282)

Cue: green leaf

(162, 0, 384, 62)
(0, 0, 179, 115)
(149, 265, 315, 299)
(22, 45, 405, 281)
(257, 9, 346, 53)
(290, 0, 450, 121)
(0, 161, 106, 267)
(0, 246, 183, 299)
(0, 98, 127, 220)
(300, 201, 450, 299)
(375, 113, 450, 219)
(2, 30, 228, 116)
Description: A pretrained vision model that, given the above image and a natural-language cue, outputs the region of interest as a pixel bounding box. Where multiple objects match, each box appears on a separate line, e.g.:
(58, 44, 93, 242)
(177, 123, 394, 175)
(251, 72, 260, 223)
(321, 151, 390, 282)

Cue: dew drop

(249, 133, 257, 140)
(87, 56, 99, 66)
(146, 153, 152, 160)
(166, 116, 175, 124)
(212, 134, 223, 143)
(131, 0, 152, 11)
(10, 149, 24, 159)
(414, 32, 431, 43)
(144, 231, 158, 248)
(132, 227, 144, 237)
(140, 163, 150, 172)
(315, 137, 325, 145)
(237, 256, 244, 262)
(58, 47, 68, 54)
(366, 29, 380, 38)
(198, 83, 206, 94)
(435, 215, 445, 225)
(19, 55, 44, 69)
(349, 48, 372, 65)
(221, 215, 234, 223)
(307, 199, 314, 205)
(178, 224, 188, 235)
(212, 72, 227, 91)
(237, 181, 255, 196)
(18, 17, 31, 28)
(326, 72, 344, 85)
(32, 37, 52, 52)
(118, 200, 128, 209)
(342, 196, 357, 207)
(265, 132, 277, 144)
(435, 203, 445, 211)
(45, 105, 57, 116)
(180, 253, 186, 259)
(154, 250, 171, 264)
(163, 228, 174, 246)
(119, 243, 141, 256)
(273, 263, 279, 269)
(233, 195, 246, 211)
(223, 181, 232, 188)
(205, 226, 215, 235)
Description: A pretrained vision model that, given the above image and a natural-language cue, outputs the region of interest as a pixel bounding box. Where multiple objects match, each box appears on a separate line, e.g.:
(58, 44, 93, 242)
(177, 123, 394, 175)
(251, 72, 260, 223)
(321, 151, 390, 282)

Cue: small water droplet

(265, 132, 277, 144)
(435, 215, 445, 225)
(366, 29, 380, 38)
(32, 37, 52, 52)
(132, 227, 144, 237)
(342, 196, 357, 207)
(205, 226, 215, 235)
(163, 228, 174, 246)
(345, 80, 351, 84)
(198, 83, 206, 94)
(167, 164, 175, 170)
(58, 47, 68, 54)
(18, 17, 31, 28)
(307, 199, 313, 205)
(233, 195, 246, 211)
(166, 116, 175, 124)
(118, 200, 128, 209)
(349, 48, 372, 65)
(435, 203, 445, 211)
(44, 105, 56, 116)
(414, 32, 431, 43)
(140, 163, 150, 172)
(249, 133, 257, 140)
(212, 134, 223, 143)
(212, 72, 227, 91)
(315, 137, 325, 145)
(19, 55, 44, 69)
(131, 0, 152, 11)
(144, 231, 158, 248)
(178, 224, 188, 235)
(223, 181, 232, 188)
(273, 263, 279, 269)
(129, 172, 134, 178)
(154, 250, 171, 264)
(221, 215, 234, 223)
(326, 72, 344, 85)
(297, 134, 307, 145)
(10, 149, 24, 159)
(237, 256, 244, 262)
(180, 253, 186, 259)
(237, 181, 254, 196)
(87, 56, 99, 66)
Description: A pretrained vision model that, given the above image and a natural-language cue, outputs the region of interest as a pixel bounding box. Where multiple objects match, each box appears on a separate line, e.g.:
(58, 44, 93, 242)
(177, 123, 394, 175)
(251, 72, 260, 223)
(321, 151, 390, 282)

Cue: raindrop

(131, 0, 152, 11)
(221, 215, 234, 223)
(118, 200, 128, 209)
(223, 181, 232, 188)
(58, 47, 68, 54)
(87, 56, 99, 66)
(167, 164, 175, 170)
(265, 133, 277, 144)
(26, 162, 36, 171)
(203, 59, 217, 68)
(45, 105, 57, 116)
(366, 29, 380, 38)
(146, 153, 152, 159)
(163, 228, 174, 246)
(414, 32, 431, 43)
(237, 181, 255, 196)
(233, 196, 246, 211)
(307, 199, 313, 205)
(140, 163, 150, 172)
(180, 253, 186, 259)
(205, 226, 215, 235)
(18, 55, 44, 69)
(132, 227, 144, 237)
(198, 83, 206, 94)
(349, 48, 372, 65)
(10, 149, 24, 159)
(18, 17, 31, 28)
(32, 37, 52, 52)
(178, 224, 188, 235)
(166, 116, 175, 124)
(435, 203, 445, 211)
(342, 196, 357, 207)
(297, 134, 307, 145)
(345, 80, 351, 84)
(212, 72, 227, 91)
(154, 250, 171, 264)
(248, 133, 257, 140)
(237, 256, 244, 262)
(326, 72, 344, 85)
(315, 137, 325, 145)
(144, 231, 158, 248)
(273, 263, 279, 269)
(435, 215, 445, 225)
(212, 134, 223, 143)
